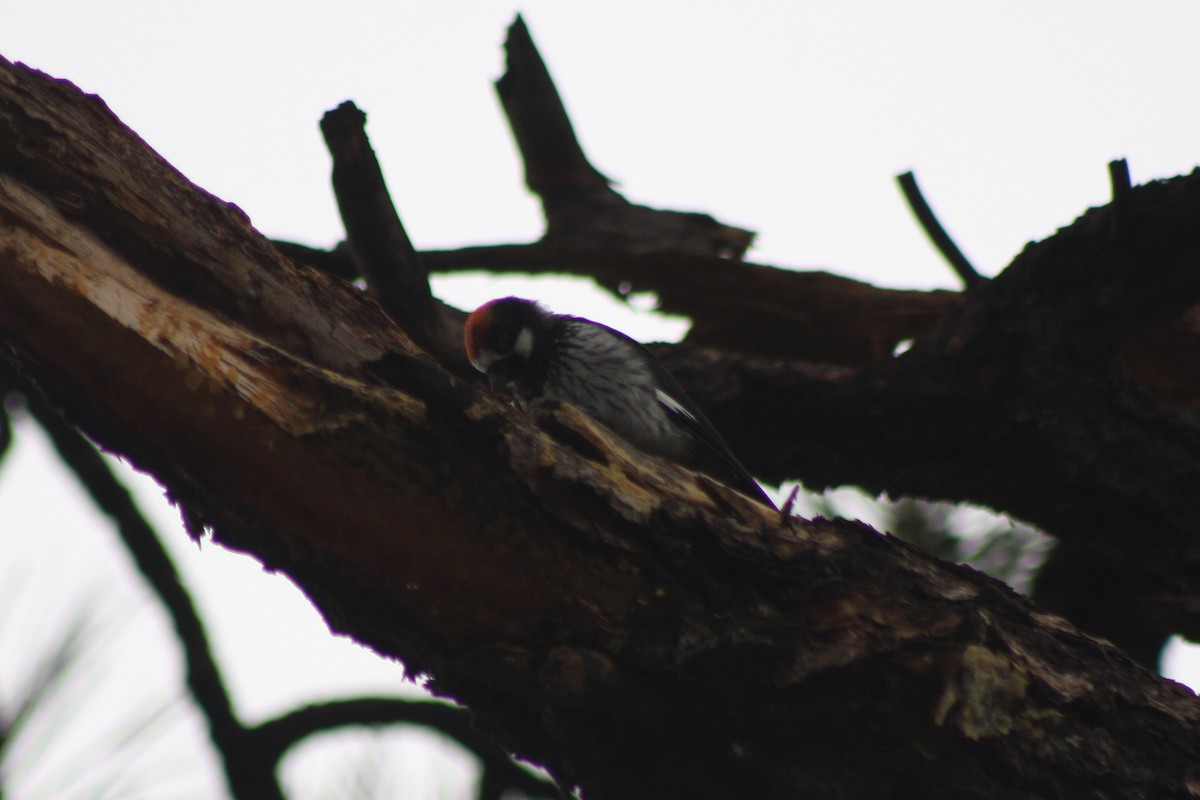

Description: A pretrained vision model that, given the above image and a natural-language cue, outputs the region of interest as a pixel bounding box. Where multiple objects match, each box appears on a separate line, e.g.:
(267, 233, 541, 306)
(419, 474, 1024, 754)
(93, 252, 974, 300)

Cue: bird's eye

(493, 331, 515, 354)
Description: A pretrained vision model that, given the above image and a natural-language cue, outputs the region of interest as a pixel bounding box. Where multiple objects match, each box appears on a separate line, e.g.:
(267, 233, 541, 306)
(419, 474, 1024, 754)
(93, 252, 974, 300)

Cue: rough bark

(4, 52, 1200, 800)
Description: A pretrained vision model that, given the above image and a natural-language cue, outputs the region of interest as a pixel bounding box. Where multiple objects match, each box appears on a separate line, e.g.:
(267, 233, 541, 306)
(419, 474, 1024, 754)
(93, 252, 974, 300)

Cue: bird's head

(464, 297, 547, 392)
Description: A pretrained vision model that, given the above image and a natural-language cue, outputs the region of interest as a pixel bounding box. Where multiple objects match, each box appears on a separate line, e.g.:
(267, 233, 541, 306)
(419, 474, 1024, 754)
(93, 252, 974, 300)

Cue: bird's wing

(651, 384, 774, 507)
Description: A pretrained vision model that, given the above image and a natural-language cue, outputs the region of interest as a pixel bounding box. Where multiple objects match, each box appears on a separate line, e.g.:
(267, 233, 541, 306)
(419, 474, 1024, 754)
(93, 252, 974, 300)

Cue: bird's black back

(533, 315, 773, 508)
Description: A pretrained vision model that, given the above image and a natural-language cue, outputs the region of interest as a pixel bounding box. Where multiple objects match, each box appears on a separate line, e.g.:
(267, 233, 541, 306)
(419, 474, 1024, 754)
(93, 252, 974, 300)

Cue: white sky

(2, 2, 1199, 797)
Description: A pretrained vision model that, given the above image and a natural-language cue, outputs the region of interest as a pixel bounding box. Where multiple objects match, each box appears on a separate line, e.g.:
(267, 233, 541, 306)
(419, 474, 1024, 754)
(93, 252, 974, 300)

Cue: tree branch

(276, 239, 961, 366)
(897, 170, 985, 289)
(7, 365, 284, 800)
(495, 14, 612, 198)
(274, 236, 964, 364)
(273, 239, 359, 282)
(1108, 157, 1132, 238)
(255, 698, 558, 798)
(0, 390, 11, 465)
(316, 101, 483, 376)
(495, 16, 754, 258)
(651, 206, 1200, 659)
(424, 245, 960, 363)
(320, 103, 430, 326)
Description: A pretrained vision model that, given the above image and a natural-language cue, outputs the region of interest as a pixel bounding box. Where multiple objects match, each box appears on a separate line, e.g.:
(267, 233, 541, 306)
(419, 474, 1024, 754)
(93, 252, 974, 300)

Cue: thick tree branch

(5, 54, 1200, 799)
(422, 244, 960, 364)
(320, 101, 428, 309)
(317, 100, 476, 375)
(651, 214, 1200, 655)
(495, 16, 754, 258)
(495, 14, 612, 198)
(276, 239, 961, 366)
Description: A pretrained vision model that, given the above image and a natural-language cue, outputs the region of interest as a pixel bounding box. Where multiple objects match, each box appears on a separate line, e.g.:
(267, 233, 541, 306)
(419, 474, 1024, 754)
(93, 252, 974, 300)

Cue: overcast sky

(3, 3, 1200, 797)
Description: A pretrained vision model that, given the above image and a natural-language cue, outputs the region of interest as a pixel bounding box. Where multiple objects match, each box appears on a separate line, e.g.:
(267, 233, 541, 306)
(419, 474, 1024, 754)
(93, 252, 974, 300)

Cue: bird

(464, 296, 773, 507)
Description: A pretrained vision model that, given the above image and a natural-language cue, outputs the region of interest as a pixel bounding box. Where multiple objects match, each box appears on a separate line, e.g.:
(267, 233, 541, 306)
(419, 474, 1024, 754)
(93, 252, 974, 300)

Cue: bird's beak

(488, 371, 511, 394)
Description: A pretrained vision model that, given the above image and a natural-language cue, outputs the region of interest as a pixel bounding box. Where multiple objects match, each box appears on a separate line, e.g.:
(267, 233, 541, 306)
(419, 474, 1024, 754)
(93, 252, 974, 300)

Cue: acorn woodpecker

(464, 297, 773, 507)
